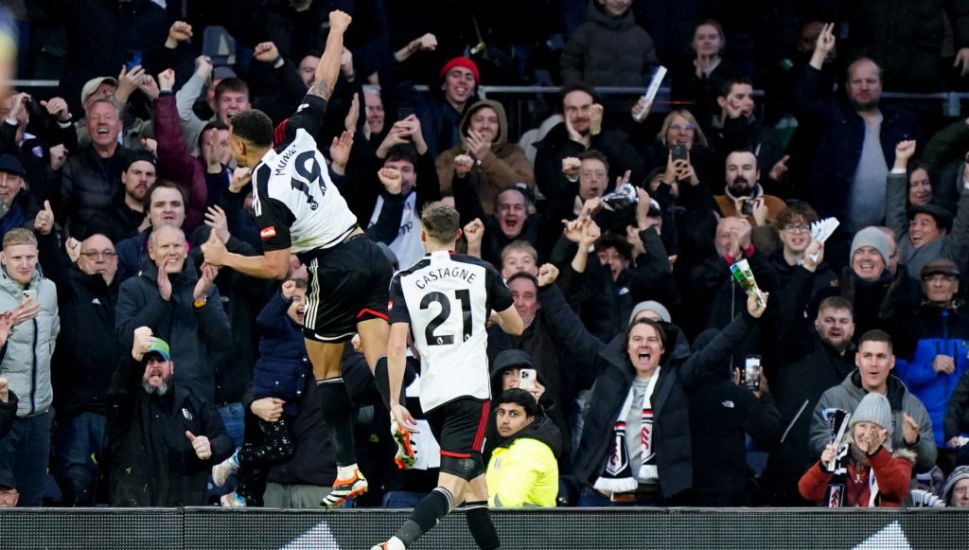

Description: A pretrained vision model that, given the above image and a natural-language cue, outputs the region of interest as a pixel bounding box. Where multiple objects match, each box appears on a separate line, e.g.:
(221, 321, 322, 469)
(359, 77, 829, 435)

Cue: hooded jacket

(115, 255, 232, 402)
(559, 1, 659, 87)
(485, 349, 572, 472)
(0, 267, 59, 417)
(487, 414, 562, 508)
(810, 371, 936, 472)
(436, 99, 534, 215)
(571, 313, 755, 500)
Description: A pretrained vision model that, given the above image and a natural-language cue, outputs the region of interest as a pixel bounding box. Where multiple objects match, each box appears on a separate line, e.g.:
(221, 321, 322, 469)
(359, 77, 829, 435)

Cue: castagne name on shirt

(410, 265, 477, 290)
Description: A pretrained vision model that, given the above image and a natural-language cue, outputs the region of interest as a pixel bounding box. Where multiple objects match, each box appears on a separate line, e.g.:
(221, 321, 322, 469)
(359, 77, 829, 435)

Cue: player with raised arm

(200, 10, 400, 508)
(373, 203, 524, 550)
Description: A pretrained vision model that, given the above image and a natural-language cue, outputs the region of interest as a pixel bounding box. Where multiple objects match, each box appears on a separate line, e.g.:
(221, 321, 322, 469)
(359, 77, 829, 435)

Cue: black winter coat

(688, 377, 781, 506)
(572, 312, 757, 499)
(765, 267, 856, 503)
(106, 357, 233, 506)
(115, 256, 232, 401)
(533, 123, 645, 201)
(58, 145, 133, 239)
(792, 65, 922, 224)
(38, 231, 120, 418)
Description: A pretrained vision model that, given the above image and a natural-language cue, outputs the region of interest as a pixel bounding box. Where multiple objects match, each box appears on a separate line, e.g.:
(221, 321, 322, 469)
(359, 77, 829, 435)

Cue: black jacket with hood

(485, 349, 571, 472)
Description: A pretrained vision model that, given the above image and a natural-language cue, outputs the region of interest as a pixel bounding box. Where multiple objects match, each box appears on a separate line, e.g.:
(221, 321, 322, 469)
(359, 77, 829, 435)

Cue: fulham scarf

(594, 369, 660, 493)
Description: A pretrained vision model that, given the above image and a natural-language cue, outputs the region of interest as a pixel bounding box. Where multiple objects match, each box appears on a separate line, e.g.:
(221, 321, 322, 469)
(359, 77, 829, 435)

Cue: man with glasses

(35, 204, 123, 505)
(769, 202, 837, 291)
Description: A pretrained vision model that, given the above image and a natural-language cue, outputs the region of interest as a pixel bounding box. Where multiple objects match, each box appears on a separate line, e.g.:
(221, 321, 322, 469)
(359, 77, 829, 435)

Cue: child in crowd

(213, 279, 310, 507)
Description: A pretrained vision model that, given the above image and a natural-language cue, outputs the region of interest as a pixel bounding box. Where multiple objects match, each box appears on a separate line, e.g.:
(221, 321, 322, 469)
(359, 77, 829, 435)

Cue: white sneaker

(220, 491, 247, 508)
(212, 454, 239, 487)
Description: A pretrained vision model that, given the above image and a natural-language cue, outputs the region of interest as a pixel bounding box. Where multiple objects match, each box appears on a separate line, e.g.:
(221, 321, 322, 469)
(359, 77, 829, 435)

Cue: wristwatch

(193, 296, 208, 310)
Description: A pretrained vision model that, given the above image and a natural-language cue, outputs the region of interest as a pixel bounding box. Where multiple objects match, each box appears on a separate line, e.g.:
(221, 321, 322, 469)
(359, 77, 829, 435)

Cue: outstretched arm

(308, 11, 352, 101)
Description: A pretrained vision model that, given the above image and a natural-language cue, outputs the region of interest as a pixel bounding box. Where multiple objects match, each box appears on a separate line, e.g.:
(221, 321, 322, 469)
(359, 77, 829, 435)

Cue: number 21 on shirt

(420, 289, 472, 346)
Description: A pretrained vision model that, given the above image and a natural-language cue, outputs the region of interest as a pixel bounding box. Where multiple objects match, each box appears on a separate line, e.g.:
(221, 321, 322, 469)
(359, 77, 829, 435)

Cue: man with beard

(710, 78, 789, 198)
(115, 224, 231, 402)
(793, 23, 921, 232)
(87, 151, 157, 243)
(714, 150, 786, 228)
(764, 240, 858, 504)
(106, 329, 233, 506)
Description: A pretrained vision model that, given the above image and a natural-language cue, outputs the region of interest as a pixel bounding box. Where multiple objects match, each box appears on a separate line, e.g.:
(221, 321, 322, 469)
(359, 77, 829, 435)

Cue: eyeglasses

(669, 124, 696, 131)
(80, 250, 117, 260)
(782, 224, 810, 233)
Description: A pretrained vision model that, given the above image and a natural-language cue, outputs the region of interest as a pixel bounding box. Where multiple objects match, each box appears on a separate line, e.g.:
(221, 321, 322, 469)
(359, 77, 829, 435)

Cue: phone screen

(126, 50, 143, 71)
(741, 199, 754, 216)
(671, 145, 688, 162)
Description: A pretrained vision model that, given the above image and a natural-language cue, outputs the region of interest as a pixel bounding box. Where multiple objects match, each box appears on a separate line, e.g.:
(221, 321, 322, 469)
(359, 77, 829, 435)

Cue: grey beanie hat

(850, 227, 891, 265)
(943, 465, 969, 504)
(850, 393, 894, 443)
(628, 300, 672, 324)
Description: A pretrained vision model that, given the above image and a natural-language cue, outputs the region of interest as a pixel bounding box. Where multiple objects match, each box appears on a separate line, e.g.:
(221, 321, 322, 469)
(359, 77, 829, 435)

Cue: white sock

(337, 464, 357, 479)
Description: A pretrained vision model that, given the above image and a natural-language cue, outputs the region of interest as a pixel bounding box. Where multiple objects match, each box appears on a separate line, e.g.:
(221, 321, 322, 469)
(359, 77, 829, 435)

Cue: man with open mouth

(106, 328, 233, 506)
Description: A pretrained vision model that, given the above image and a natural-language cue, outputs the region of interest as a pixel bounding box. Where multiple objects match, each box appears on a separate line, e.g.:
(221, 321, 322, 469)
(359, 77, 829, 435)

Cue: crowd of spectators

(0, 0, 967, 511)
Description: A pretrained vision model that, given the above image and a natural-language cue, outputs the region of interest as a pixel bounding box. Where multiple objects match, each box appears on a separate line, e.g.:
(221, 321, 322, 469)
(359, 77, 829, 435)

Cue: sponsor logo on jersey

(261, 226, 277, 239)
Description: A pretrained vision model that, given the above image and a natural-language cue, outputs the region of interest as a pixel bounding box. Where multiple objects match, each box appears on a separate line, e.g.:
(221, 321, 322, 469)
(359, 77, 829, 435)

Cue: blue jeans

(219, 402, 245, 447)
(0, 410, 53, 506)
(50, 412, 107, 505)
(577, 486, 615, 507)
(208, 403, 245, 498)
(382, 490, 425, 509)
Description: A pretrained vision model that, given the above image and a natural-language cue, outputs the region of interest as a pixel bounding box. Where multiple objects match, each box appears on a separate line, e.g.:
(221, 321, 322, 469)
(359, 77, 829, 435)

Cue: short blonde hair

(3, 228, 37, 249)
